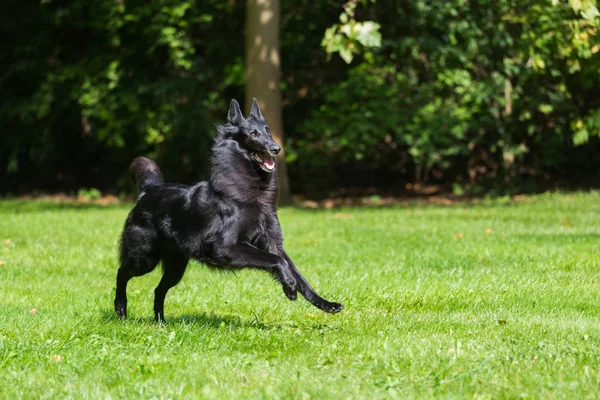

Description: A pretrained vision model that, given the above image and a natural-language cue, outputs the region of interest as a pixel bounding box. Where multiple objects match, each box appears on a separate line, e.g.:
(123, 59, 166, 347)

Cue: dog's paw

(115, 304, 127, 319)
(154, 313, 166, 324)
(280, 274, 298, 301)
(283, 285, 298, 301)
(321, 301, 343, 313)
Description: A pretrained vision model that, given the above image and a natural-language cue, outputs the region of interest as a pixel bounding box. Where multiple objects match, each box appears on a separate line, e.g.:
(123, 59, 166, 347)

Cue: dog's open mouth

(251, 153, 276, 172)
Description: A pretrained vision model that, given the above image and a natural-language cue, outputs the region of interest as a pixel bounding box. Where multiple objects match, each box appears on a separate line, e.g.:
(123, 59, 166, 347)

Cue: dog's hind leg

(280, 251, 343, 313)
(154, 249, 189, 323)
(114, 267, 132, 319)
(114, 224, 160, 319)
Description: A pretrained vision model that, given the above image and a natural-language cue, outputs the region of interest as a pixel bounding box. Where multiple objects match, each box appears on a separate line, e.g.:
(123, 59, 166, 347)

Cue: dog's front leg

(280, 250, 343, 313)
(218, 243, 298, 300)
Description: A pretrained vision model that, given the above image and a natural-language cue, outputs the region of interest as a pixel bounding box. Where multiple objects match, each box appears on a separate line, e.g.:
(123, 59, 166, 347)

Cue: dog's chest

(238, 206, 270, 242)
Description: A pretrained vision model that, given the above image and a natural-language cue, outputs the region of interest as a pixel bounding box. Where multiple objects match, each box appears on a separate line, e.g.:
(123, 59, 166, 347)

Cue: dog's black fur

(114, 98, 343, 322)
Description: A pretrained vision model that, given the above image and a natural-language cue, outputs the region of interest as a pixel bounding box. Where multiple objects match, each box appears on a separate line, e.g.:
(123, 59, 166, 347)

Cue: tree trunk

(245, 0, 293, 206)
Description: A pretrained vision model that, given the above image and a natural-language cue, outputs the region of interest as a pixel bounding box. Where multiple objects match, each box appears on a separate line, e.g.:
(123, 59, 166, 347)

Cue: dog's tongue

(264, 157, 275, 170)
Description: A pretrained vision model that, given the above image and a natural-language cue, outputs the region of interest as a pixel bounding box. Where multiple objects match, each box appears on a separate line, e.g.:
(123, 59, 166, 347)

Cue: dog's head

(220, 98, 281, 173)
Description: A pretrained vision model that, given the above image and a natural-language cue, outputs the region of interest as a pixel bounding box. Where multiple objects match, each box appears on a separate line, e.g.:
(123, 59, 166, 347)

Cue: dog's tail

(129, 157, 163, 197)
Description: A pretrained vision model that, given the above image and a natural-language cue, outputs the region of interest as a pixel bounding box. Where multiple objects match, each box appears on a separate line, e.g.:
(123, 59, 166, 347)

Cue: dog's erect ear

(227, 99, 244, 124)
(249, 97, 264, 120)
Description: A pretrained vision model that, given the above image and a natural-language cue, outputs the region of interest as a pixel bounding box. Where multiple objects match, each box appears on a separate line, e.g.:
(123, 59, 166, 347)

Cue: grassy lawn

(0, 192, 599, 398)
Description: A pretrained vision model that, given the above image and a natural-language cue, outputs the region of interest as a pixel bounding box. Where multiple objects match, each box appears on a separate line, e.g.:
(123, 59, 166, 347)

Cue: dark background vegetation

(1, 0, 599, 200)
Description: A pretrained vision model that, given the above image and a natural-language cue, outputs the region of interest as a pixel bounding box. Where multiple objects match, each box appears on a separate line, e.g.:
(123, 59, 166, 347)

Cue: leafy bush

(1, 0, 599, 197)
(291, 0, 600, 194)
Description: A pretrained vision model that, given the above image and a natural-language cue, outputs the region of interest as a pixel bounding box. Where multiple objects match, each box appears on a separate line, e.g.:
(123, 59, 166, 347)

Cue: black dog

(114, 98, 343, 322)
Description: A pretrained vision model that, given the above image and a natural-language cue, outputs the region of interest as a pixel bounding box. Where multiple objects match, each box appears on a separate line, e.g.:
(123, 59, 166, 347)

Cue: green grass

(1, 192, 599, 399)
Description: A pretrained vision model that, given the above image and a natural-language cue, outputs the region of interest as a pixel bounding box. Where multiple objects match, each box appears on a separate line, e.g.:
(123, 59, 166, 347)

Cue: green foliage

(0, 0, 599, 196)
(0, 0, 245, 192)
(291, 0, 600, 191)
(322, 0, 381, 63)
(77, 187, 102, 201)
(2, 192, 600, 397)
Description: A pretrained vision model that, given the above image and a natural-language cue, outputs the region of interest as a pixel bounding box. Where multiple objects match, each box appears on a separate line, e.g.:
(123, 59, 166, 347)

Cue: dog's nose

(270, 145, 281, 155)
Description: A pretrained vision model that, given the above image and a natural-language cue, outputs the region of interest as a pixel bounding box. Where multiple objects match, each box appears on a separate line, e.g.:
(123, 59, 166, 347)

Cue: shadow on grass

(286, 190, 600, 211)
(3, 191, 586, 215)
(0, 199, 130, 213)
(511, 233, 600, 242)
(101, 309, 285, 331)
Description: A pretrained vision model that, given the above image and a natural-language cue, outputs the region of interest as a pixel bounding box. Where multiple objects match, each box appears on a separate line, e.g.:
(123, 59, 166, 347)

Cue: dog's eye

(265, 127, 271, 134)
(249, 131, 259, 137)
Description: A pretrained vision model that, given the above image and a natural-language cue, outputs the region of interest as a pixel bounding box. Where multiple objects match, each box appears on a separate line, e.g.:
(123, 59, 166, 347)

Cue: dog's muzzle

(251, 153, 276, 172)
